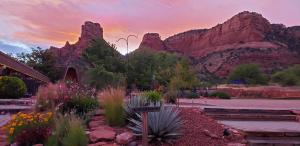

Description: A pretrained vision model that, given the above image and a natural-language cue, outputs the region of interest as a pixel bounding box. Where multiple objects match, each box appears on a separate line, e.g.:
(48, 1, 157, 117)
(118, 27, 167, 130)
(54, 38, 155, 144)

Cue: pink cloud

(0, 0, 299, 54)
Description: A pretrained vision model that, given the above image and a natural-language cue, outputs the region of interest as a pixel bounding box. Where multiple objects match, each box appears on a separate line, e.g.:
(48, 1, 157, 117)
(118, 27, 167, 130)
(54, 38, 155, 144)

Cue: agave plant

(124, 96, 162, 119)
(124, 96, 146, 118)
(128, 106, 183, 143)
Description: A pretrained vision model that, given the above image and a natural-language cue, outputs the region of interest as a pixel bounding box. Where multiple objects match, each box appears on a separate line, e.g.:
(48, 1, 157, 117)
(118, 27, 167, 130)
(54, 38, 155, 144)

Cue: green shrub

(143, 90, 161, 102)
(0, 76, 27, 99)
(272, 65, 300, 86)
(46, 114, 88, 146)
(209, 92, 231, 99)
(164, 90, 179, 103)
(183, 91, 198, 99)
(228, 64, 268, 85)
(99, 87, 125, 126)
(128, 106, 182, 143)
(61, 95, 99, 117)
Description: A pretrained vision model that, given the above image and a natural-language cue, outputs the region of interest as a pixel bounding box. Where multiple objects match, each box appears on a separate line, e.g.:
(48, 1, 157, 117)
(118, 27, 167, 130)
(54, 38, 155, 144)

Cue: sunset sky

(0, 0, 300, 55)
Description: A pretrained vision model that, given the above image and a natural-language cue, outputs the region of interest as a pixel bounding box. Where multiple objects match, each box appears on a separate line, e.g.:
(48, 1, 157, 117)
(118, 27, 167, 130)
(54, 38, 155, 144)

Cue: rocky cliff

(49, 21, 103, 62)
(48, 21, 103, 81)
(138, 11, 300, 77)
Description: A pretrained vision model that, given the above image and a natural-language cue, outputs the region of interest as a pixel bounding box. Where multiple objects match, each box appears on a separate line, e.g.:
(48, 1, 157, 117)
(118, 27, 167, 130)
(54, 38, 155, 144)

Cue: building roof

(0, 51, 50, 83)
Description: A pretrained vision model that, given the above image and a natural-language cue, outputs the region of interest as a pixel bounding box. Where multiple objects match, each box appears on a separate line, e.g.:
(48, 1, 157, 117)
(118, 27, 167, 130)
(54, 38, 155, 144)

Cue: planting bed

(162, 108, 244, 146)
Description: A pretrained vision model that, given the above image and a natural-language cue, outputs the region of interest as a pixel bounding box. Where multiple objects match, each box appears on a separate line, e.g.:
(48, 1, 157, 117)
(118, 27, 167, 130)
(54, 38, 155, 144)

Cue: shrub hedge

(0, 76, 27, 99)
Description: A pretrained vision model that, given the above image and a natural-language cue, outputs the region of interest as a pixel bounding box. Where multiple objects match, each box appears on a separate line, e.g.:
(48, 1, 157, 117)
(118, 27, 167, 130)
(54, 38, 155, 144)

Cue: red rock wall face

(138, 33, 166, 51)
(49, 21, 103, 60)
(48, 21, 103, 66)
(195, 47, 300, 77)
(137, 11, 300, 77)
(47, 21, 104, 81)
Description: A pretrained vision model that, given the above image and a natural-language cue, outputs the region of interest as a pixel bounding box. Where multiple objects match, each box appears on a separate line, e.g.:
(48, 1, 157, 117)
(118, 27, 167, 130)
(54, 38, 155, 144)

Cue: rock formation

(138, 33, 166, 51)
(138, 11, 300, 77)
(49, 21, 103, 60)
(48, 21, 103, 82)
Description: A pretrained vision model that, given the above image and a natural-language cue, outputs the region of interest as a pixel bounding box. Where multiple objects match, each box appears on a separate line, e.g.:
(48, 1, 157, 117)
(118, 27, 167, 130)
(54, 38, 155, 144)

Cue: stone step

(246, 131, 300, 138)
(207, 114, 298, 121)
(0, 105, 33, 114)
(0, 99, 35, 106)
(204, 108, 294, 115)
(247, 137, 300, 146)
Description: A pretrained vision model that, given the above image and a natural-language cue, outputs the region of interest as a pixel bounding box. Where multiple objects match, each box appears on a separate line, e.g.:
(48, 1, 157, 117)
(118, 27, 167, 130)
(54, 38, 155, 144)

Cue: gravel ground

(166, 108, 244, 146)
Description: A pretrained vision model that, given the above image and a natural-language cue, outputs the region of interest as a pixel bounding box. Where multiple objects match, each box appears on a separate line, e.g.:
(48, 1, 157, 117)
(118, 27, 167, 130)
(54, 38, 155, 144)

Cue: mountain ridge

(138, 11, 300, 77)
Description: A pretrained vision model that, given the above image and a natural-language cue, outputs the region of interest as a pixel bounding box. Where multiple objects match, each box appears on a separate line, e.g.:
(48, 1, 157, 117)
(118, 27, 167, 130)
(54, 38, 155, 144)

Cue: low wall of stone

(218, 86, 300, 99)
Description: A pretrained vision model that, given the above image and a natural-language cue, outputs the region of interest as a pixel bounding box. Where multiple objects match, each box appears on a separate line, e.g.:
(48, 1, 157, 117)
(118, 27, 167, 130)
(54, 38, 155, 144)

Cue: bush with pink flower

(35, 82, 99, 117)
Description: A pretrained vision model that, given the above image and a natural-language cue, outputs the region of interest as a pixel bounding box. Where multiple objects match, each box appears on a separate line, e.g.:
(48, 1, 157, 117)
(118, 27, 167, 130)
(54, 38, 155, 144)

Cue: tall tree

(17, 47, 62, 82)
(228, 63, 268, 85)
(127, 49, 178, 90)
(83, 39, 126, 89)
(169, 59, 199, 91)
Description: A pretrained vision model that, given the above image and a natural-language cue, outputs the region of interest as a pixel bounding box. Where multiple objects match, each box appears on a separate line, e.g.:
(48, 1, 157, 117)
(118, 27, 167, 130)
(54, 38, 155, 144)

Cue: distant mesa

(138, 11, 300, 77)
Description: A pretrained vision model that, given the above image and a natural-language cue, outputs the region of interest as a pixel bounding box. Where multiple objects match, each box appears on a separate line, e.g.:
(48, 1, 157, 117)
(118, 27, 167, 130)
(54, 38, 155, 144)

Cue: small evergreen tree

(228, 63, 268, 85)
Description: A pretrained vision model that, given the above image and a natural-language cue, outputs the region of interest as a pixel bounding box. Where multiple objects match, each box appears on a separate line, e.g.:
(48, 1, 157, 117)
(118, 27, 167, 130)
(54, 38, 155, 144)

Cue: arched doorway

(64, 67, 78, 82)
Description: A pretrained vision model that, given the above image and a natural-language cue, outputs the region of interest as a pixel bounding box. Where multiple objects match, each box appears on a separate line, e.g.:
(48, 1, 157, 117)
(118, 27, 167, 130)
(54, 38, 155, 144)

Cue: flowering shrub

(35, 82, 99, 118)
(35, 82, 70, 111)
(2, 112, 53, 145)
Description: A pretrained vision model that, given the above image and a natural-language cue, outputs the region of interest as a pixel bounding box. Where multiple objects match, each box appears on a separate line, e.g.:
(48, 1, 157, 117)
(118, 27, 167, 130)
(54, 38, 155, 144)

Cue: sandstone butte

(48, 11, 300, 78)
(47, 21, 104, 82)
(138, 11, 300, 77)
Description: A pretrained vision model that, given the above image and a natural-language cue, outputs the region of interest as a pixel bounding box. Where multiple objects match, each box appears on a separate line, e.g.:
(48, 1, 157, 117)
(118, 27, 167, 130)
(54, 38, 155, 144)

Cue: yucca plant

(128, 106, 182, 143)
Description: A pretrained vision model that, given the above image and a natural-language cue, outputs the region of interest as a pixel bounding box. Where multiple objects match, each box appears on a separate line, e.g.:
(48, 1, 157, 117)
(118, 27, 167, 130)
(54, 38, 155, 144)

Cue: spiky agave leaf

(128, 106, 183, 143)
(124, 96, 146, 118)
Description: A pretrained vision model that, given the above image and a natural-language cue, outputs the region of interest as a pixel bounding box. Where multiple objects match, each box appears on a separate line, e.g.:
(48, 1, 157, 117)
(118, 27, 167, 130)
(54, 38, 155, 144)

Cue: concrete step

(0, 105, 33, 114)
(247, 137, 300, 146)
(207, 114, 298, 121)
(204, 108, 294, 115)
(246, 131, 300, 138)
(0, 99, 34, 106)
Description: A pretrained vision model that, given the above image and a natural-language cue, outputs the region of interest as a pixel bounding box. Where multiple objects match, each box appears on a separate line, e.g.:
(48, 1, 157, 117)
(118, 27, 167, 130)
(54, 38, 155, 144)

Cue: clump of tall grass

(99, 87, 125, 126)
(46, 114, 88, 146)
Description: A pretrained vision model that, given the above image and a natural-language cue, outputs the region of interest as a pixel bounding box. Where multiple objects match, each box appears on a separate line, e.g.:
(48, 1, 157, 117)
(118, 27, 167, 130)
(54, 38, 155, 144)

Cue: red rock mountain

(49, 21, 103, 61)
(138, 11, 300, 77)
(48, 21, 103, 81)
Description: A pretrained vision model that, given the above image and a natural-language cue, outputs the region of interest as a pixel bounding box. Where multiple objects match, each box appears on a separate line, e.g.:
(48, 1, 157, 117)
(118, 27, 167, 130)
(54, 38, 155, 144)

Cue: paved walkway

(179, 98, 300, 110)
(0, 115, 10, 127)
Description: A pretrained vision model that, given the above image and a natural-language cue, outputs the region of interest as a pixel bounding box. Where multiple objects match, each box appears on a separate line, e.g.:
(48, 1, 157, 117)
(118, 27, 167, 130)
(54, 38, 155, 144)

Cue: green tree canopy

(169, 59, 199, 91)
(272, 64, 300, 86)
(83, 39, 126, 89)
(228, 63, 268, 85)
(83, 39, 126, 73)
(17, 47, 62, 82)
(127, 49, 178, 90)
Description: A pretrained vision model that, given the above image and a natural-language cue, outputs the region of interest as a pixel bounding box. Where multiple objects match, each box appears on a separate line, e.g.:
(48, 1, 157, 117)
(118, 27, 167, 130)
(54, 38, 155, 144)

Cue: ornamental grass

(99, 87, 125, 126)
